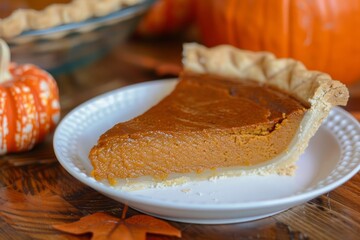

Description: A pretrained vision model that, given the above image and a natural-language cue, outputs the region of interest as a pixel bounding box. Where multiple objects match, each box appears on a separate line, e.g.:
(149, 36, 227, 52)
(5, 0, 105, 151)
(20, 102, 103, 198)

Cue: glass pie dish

(6, 0, 156, 75)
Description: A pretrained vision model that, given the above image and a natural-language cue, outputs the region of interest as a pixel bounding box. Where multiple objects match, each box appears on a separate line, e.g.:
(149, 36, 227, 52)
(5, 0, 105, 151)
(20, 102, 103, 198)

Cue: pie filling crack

(89, 43, 349, 190)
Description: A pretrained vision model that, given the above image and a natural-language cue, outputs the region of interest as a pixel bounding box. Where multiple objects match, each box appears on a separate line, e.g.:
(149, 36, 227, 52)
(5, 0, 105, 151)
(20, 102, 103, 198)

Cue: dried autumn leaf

(53, 206, 181, 240)
(0, 188, 81, 240)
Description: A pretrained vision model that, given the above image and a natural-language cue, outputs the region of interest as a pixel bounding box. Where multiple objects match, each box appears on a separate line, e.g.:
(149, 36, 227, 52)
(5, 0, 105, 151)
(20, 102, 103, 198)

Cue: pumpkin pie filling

(89, 73, 307, 185)
(89, 43, 349, 189)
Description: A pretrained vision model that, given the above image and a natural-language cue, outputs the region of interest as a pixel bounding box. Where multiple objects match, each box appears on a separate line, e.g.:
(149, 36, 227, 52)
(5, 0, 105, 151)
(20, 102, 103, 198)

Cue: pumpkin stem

(0, 39, 12, 83)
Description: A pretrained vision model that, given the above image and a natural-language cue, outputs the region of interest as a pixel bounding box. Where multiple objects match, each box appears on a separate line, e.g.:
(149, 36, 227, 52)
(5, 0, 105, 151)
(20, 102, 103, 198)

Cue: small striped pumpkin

(0, 40, 60, 155)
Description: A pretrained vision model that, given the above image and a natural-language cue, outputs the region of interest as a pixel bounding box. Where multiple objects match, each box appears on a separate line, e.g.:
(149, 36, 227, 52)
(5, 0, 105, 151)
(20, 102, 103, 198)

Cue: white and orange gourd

(0, 39, 60, 155)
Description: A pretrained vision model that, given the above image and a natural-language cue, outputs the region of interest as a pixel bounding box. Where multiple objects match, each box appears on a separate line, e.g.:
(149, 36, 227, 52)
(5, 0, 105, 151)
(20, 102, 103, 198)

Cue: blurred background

(2, 0, 360, 111)
(3, 0, 359, 83)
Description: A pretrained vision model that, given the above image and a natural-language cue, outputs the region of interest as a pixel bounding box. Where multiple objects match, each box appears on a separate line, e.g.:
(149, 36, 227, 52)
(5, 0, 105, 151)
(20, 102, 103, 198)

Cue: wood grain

(0, 38, 359, 240)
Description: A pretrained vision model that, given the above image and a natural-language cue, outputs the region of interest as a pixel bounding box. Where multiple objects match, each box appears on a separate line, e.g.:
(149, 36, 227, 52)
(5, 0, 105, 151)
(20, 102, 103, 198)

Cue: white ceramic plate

(54, 79, 360, 224)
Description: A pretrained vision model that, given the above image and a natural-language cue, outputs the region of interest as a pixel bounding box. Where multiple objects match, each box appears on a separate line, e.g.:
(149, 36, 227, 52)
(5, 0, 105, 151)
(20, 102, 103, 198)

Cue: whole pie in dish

(89, 43, 349, 190)
(0, 0, 143, 38)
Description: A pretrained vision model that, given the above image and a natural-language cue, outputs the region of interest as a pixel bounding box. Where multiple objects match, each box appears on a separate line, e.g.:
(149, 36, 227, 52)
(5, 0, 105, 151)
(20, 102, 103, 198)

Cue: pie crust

(0, 0, 143, 38)
(92, 43, 349, 190)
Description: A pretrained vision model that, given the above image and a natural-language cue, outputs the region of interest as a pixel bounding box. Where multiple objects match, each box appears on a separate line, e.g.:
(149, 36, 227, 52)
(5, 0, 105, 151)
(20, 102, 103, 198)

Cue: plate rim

(54, 79, 360, 212)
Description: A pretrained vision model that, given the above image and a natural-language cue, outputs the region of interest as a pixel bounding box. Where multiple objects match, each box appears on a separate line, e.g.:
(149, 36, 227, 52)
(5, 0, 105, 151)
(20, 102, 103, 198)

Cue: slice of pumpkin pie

(89, 43, 349, 189)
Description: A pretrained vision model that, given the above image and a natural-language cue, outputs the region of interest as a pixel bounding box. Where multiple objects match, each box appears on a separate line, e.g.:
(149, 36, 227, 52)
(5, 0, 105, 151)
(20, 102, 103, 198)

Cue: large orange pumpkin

(0, 40, 60, 155)
(196, 0, 360, 85)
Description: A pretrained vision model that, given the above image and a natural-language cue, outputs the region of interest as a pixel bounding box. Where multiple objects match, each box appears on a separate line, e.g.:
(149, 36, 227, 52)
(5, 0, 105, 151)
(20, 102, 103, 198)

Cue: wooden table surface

(1, 38, 359, 240)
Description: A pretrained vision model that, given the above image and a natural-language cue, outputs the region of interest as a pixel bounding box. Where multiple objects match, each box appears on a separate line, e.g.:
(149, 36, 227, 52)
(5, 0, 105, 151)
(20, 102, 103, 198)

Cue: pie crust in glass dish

(0, 0, 143, 38)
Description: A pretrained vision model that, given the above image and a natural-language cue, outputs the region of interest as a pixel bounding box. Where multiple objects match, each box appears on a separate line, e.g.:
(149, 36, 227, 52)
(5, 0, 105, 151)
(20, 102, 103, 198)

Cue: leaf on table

(53, 205, 181, 240)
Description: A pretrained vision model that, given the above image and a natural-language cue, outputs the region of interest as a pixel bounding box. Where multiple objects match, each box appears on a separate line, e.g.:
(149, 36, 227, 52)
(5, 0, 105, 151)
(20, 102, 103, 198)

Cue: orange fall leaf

(52, 205, 181, 240)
